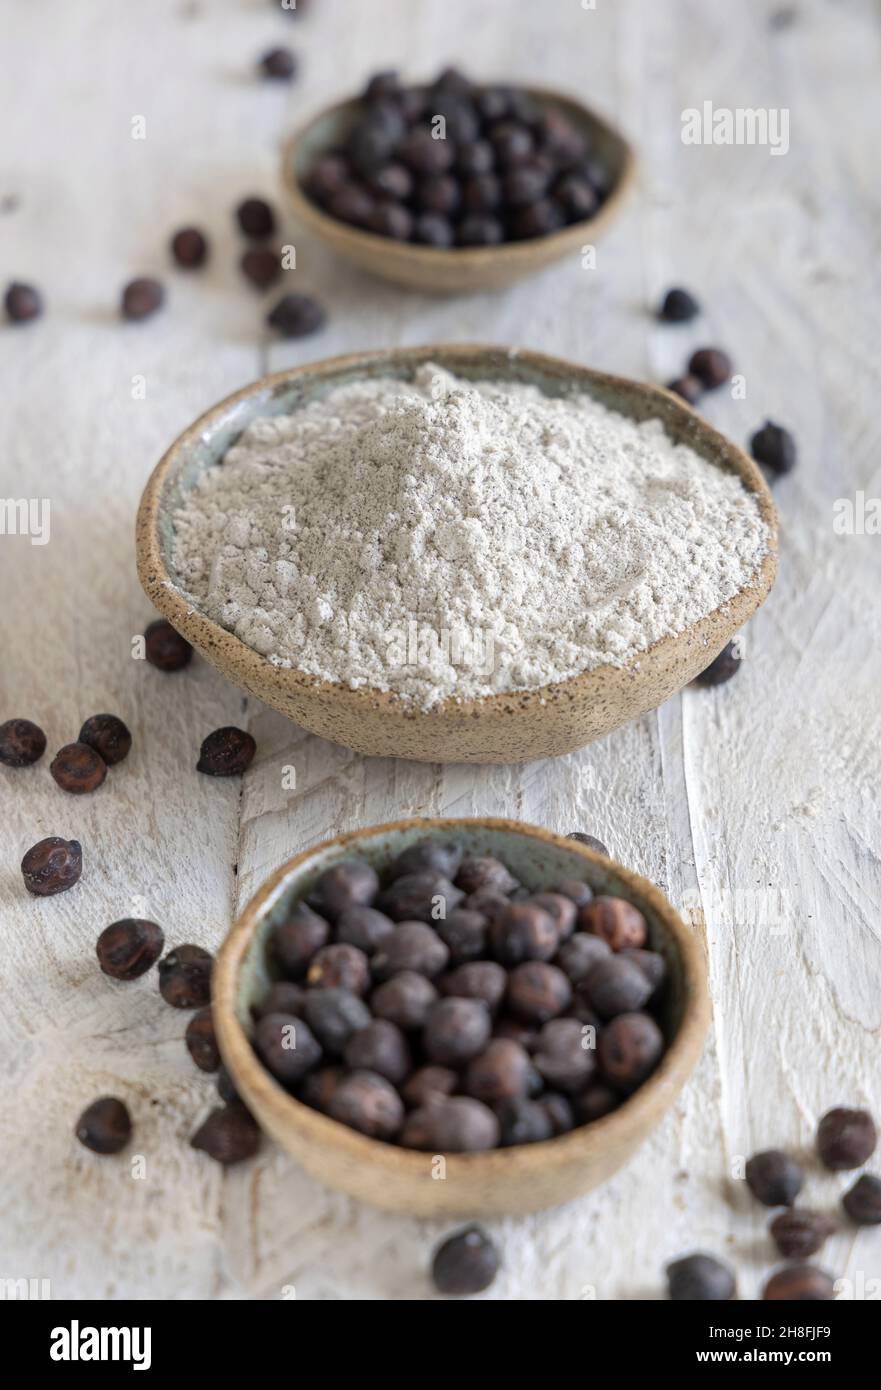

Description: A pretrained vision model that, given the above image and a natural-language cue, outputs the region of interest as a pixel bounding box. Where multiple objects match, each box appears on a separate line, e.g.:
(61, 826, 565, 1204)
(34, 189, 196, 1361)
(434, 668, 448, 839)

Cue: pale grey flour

(171, 365, 768, 709)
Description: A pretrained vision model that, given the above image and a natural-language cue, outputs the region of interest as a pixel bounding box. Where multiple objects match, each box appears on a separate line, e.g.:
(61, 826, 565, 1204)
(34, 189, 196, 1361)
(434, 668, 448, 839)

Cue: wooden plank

(0, 0, 280, 1300)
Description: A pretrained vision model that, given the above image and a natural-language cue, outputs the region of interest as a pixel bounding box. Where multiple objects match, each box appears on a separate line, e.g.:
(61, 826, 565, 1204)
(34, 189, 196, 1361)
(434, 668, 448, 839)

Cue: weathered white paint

(1, 0, 879, 1300)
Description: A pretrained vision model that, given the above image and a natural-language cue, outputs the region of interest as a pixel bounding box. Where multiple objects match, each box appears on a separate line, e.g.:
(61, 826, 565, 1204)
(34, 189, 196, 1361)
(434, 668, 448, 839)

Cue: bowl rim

(212, 817, 712, 1176)
(279, 83, 638, 270)
(135, 342, 779, 720)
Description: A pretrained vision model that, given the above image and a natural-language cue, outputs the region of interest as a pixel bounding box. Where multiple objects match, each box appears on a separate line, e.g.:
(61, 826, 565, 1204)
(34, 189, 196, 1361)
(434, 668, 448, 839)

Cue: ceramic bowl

(135, 343, 778, 764)
(212, 818, 711, 1217)
(280, 86, 636, 293)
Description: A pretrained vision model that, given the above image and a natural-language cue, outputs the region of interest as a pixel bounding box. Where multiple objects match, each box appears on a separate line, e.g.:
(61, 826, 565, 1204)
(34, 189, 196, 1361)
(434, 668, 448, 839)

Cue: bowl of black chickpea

(281, 66, 636, 293)
(213, 817, 710, 1216)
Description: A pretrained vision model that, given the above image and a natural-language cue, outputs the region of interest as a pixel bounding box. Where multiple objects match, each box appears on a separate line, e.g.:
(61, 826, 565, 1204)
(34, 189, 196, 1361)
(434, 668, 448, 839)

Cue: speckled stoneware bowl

(281, 86, 636, 293)
(212, 818, 711, 1217)
(136, 344, 778, 764)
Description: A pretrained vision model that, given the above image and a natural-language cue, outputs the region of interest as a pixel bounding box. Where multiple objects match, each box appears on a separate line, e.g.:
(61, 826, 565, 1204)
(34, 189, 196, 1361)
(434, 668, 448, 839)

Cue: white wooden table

(2, 0, 880, 1301)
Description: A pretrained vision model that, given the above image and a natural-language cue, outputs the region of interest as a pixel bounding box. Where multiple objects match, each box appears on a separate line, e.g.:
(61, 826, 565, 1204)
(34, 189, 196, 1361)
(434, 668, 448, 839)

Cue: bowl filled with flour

(136, 345, 777, 763)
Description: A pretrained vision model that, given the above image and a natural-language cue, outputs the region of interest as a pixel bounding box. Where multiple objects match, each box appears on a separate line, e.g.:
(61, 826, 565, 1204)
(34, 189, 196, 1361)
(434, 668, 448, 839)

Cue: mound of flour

(171, 364, 767, 709)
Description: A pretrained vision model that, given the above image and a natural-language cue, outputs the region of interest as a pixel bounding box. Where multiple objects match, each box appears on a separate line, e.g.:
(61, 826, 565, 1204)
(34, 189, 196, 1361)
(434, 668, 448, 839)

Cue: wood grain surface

(1, 0, 879, 1301)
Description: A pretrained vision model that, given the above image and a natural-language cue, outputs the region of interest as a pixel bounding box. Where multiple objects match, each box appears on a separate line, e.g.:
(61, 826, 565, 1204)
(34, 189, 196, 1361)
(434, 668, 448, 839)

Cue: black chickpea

(301, 68, 612, 254)
(251, 837, 671, 1154)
